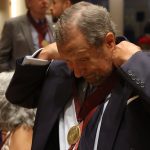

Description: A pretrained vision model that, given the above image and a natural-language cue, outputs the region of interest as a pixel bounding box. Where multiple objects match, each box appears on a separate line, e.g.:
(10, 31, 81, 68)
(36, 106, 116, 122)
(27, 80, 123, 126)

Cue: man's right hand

(37, 42, 60, 60)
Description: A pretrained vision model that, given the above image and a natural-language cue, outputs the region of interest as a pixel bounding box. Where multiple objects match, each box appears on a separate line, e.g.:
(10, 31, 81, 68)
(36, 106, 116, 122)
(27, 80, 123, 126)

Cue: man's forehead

(58, 39, 92, 57)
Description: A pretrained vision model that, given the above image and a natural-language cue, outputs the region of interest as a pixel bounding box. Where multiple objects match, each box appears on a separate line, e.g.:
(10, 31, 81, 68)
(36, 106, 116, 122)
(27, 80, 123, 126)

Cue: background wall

(0, 0, 26, 35)
(124, 0, 150, 39)
(0, 0, 10, 34)
(10, 0, 26, 18)
(109, 0, 124, 35)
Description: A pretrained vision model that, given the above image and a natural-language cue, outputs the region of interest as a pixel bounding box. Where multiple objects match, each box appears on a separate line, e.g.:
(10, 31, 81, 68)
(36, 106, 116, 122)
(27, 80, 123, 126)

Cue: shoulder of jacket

(5, 14, 27, 25)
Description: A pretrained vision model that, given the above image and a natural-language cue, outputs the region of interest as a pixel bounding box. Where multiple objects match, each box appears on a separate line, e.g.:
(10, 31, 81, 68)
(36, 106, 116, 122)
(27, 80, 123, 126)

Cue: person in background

(50, 0, 87, 23)
(0, 0, 55, 72)
(0, 71, 36, 150)
(6, 2, 150, 150)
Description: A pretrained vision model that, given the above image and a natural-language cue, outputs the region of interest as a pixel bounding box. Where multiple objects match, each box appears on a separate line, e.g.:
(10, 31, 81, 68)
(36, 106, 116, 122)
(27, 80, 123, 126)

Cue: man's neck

(29, 11, 45, 21)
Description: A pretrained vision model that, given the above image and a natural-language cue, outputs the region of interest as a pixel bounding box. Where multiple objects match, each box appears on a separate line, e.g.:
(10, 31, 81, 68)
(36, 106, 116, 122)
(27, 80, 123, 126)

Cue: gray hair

(0, 71, 36, 131)
(55, 1, 117, 47)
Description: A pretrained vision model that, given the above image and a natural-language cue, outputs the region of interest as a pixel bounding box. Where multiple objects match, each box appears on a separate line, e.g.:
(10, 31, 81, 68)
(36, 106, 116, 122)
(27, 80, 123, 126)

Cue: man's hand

(112, 41, 141, 67)
(37, 42, 60, 60)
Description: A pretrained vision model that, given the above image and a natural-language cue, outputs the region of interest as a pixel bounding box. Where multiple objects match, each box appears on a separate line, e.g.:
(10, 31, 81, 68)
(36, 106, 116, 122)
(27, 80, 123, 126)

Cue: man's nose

(49, 4, 53, 11)
(74, 67, 83, 78)
(72, 65, 84, 78)
(67, 62, 83, 78)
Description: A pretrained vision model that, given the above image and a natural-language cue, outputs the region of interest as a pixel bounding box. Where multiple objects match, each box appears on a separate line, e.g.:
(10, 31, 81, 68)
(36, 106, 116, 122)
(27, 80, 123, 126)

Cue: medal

(67, 125, 81, 145)
(41, 40, 49, 47)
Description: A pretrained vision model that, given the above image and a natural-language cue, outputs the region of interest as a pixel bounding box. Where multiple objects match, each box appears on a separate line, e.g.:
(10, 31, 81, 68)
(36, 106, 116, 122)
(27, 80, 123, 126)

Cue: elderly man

(6, 2, 150, 150)
(0, 0, 54, 72)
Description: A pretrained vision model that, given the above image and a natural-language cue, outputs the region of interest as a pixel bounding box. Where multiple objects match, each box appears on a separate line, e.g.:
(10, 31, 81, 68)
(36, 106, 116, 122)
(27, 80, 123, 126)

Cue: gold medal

(41, 40, 49, 47)
(67, 125, 81, 145)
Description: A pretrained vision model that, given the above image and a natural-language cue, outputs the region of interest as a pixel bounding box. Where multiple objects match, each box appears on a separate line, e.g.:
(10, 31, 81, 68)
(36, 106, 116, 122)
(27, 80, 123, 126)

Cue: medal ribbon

(69, 72, 118, 149)
(75, 72, 118, 122)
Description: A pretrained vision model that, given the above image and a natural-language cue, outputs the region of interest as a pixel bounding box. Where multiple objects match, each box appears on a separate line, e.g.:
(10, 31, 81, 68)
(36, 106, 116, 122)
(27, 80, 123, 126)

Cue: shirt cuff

(22, 49, 50, 66)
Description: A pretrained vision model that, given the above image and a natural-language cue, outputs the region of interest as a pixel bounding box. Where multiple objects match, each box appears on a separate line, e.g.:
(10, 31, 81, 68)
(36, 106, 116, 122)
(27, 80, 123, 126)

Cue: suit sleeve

(119, 51, 150, 103)
(0, 21, 12, 72)
(5, 58, 50, 108)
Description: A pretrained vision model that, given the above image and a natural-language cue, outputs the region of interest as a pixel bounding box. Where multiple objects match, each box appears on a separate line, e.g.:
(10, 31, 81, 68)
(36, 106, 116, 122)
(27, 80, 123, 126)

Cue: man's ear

(105, 32, 116, 49)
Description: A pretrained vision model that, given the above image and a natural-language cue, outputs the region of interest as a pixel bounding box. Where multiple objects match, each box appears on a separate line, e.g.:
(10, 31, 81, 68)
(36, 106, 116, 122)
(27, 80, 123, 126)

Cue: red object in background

(138, 35, 150, 44)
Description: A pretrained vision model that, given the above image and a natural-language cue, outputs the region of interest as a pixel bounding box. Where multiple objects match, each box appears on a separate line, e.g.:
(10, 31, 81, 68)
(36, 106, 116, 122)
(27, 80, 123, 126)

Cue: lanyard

(69, 72, 118, 149)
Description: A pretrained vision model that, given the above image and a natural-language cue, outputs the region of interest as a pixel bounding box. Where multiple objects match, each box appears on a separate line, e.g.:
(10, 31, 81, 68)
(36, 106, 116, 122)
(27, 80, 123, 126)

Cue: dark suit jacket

(0, 14, 54, 72)
(6, 51, 150, 150)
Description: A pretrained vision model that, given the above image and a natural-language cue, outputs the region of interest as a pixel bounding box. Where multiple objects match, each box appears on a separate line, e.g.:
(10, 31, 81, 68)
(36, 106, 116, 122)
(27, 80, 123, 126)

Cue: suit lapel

(97, 82, 133, 150)
(79, 82, 133, 150)
(19, 16, 35, 52)
(78, 105, 104, 150)
(32, 63, 74, 150)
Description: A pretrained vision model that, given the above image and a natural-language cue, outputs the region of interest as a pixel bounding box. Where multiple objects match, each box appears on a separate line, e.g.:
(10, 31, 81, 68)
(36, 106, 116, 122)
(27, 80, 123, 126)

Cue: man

(6, 2, 150, 150)
(0, 0, 54, 72)
(0, 0, 87, 149)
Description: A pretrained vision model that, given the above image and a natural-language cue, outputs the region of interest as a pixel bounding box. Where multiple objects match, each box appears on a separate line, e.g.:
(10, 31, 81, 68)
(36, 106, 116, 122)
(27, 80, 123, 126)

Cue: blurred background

(0, 0, 150, 44)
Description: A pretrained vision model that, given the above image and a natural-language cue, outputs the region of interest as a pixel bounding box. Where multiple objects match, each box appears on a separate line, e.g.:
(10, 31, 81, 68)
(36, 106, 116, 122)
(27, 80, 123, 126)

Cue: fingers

(112, 41, 141, 67)
(37, 42, 60, 60)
